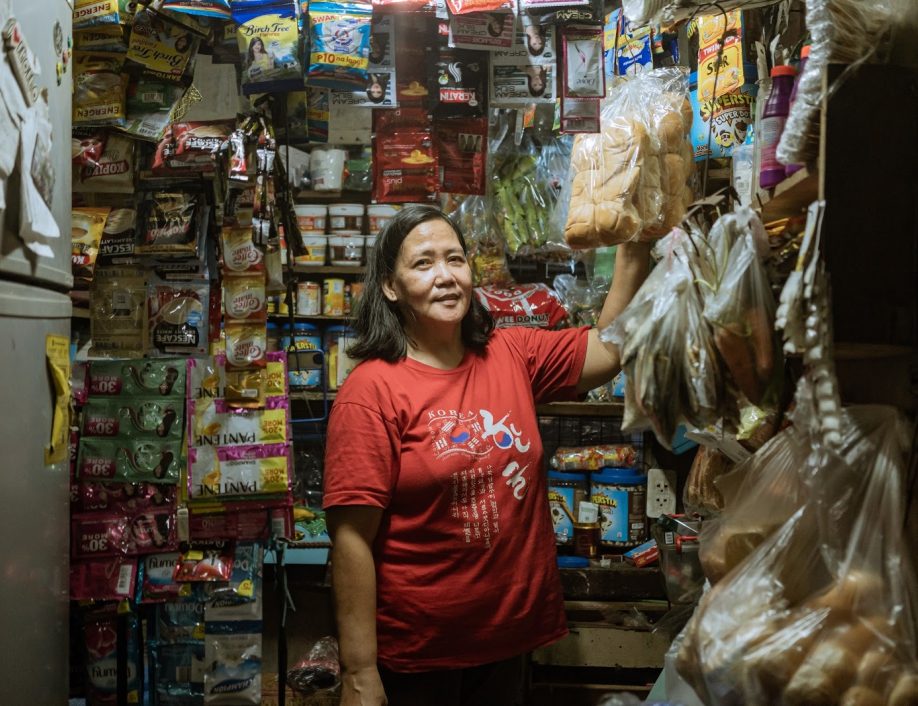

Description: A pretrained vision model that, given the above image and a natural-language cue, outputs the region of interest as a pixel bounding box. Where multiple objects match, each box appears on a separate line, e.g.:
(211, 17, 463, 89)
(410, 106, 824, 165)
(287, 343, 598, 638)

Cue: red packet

(374, 129, 439, 203)
(434, 117, 487, 195)
(174, 543, 235, 582)
(70, 557, 138, 601)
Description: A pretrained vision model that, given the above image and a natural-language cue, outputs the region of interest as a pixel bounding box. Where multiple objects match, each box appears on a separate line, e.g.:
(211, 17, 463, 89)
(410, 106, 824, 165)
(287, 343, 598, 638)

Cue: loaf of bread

(889, 673, 918, 706)
(839, 686, 886, 706)
(684, 445, 732, 516)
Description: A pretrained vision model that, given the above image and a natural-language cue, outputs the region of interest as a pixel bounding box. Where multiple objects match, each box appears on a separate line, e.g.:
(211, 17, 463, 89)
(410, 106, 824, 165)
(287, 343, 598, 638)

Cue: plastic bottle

(732, 125, 756, 205)
(758, 65, 797, 189)
(785, 46, 810, 177)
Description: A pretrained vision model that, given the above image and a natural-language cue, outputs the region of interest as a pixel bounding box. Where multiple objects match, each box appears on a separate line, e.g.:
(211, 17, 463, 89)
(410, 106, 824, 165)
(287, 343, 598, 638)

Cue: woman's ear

(381, 278, 398, 303)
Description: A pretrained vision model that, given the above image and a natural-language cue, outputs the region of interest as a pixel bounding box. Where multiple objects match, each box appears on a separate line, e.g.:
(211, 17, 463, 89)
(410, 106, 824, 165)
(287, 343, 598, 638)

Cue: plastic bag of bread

(683, 445, 733, 517)
(559, 68, 693, 249)
(676, 402, 918, 705)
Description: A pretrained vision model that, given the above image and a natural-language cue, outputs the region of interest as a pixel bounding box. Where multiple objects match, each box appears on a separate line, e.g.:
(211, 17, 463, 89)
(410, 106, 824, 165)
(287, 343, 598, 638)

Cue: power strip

(646, 468, 677, 518)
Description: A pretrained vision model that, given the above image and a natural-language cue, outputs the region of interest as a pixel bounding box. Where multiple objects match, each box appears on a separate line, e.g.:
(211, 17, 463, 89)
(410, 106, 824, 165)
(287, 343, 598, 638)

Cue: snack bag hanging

(233, 0, 304, 95)
(74, 0, 121, 30)
(308, 1, 373, 91)
(127, 10, 199, 83)
(72, 52, 129, 127)
(160, 0, 232, 19)
(447, 0, 514, 15)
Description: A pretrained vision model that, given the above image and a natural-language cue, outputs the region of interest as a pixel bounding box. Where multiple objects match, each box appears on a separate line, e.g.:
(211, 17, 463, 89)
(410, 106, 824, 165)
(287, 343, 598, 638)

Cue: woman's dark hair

(347, 204, 494, 362)
(247, 37, 266, 64)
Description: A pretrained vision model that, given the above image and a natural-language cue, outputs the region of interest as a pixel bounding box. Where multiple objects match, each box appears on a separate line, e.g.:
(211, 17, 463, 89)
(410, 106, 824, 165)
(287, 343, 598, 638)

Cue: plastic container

(689, 65, 758, 160)
(323, 278, 346, 316)
(324, 325, 356, 390)
(328, 204, 364, 235)
(328, 235, 364, 267)
(732, 125, 756, 206)
(281, 322, 322, 390)
(759, 65, 796, 189)
(590, 468, 648, 549)
(785, 46, 810, 177)
(548, 471, 589, 546)
(557, 556, 590, 569)
(294, 204, 327, 234)
(366, 204, 398, 233)
(310, 148, 347, 192)
(295, 236, 327, 267)
(296, 281, 322, 316)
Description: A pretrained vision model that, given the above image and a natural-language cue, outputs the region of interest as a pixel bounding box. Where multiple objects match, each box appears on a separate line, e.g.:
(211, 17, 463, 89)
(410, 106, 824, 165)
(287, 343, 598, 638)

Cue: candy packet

(82, 397, 184, 440)
(153, 121, 235, 172)
(72, 52, 129, 128)
(88, 358, 186, 398)
(77, 436, 183, 484)
(147, 281, 210, 357)
(233, 0, 304, 95)
(70, 557, 138, 601)
(72, 207, 111, 289)
(188, 444, 291, 501)
(308, 1, 373, 91)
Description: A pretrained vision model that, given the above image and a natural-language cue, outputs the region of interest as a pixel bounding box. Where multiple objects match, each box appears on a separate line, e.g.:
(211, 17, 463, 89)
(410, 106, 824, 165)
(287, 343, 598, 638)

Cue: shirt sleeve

(323, 400, 401, 510)
(514, 326, 590, 404)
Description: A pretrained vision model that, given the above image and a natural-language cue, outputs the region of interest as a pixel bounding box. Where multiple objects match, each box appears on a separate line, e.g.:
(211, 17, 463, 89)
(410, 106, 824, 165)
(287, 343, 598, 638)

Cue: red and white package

(72, 507, 177, 557)
(152, 121, 233, 173)
(70, 557, 138, 601)
(372, 0, 431, 9)
(79, 480, 176, 514)
(374, 128, 439, 203)
(173, 543, 234, 582)
(72, 129, 108, 169)
(446, 0, 514, 14)
(434, 117, 487, 195)
(474, 283, 569, 329)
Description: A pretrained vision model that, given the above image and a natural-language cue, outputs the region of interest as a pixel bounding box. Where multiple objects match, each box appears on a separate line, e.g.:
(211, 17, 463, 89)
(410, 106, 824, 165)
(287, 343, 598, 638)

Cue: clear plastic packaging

(287, 636, 341, 695)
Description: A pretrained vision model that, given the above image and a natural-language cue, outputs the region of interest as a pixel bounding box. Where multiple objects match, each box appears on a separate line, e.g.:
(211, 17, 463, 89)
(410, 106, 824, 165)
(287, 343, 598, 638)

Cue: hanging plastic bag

(287, 636, 341, 695)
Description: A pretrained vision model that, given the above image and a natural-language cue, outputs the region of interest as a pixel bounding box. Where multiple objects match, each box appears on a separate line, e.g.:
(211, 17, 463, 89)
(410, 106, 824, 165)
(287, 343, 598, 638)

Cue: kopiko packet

(233, 0, 304, 95)
(434, 117, 487, 194)
(223, 273, 268, 323)
(136, 192, 200, 256)
(147, 282, 210, 356)
(174, 544, 235, 582)
(562, 24, 604, 98)
(72, 207, 111, 288)
(432, 47, 488, 118)
(88, 358, 186, 398)
(72, 52, 129, 127)
(72, 129, 109, 168)
(308, 1, 373, 90)
(71, 557, 138, 601)
(153, 121, 234, 173)
(73, 134, 135, 194)
(127, 10, 199, 83)
(82, 397, 184, 440)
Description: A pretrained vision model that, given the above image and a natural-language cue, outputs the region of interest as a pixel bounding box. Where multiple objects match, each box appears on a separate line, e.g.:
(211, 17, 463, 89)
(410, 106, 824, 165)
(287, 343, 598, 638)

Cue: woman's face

(526, 26, 544, 54)
(368, 81, 384, 100)
(383, 219, 472, 332)
(252, 38, 265, 53)
(529, 69, 545, 94)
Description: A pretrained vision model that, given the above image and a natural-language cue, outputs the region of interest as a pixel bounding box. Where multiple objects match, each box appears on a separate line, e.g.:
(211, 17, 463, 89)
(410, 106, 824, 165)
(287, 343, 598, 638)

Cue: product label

(548, 485, 578, 544)
(592, 486, 646, 545)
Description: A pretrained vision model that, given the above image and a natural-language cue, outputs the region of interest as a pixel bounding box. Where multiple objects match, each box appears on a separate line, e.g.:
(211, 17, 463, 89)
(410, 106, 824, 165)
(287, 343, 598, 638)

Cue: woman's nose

(433, 260, 456, 284)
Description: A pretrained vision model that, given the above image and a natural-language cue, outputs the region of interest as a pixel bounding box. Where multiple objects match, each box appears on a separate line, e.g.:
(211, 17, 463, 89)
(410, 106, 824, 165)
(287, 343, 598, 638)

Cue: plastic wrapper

(72, 207, 110, 288)
(140, 552, 183, 602)
(559, 68, 694, 249)
(89, 266, 147, 359)
(77, 436, 183, 484)
(72, 507, 177, 557)
(703, 230, 778, 407)
(150, 639, 206, 704)
(82, 605, 142, 706)
(79, 480, 176, 514)
(126, 10, 199, 84)
(187, 444, 291, 502)
(474, 283, 568, 329)
(203, 627, 262, 705)
(72, 52, 128, 128)
(152, 121, 233, 173)
(147, 282, 210, 357)
(88, 358, 186, 398)
(308, 1, 373, 91)
(82, 397, 184, 440)
(174, 544, 235, 582)
(287, 636, 341, 695)
(73, 133, 135, 194)
(682, 445, 732, 518)
(552, 273, 608, 327)
(776, 0, 894, 168)
(70, 557, 138, 601)
(233, 0, 304, 95)
(550, 444, 638, 471)
(678, 404, 918, 705)
(448, 196, 512, 287)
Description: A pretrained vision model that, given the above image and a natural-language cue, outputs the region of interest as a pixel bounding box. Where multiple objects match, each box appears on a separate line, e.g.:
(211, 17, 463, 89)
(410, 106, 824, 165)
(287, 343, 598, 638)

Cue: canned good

(591, 468, 648, 549)
(344, 281, 365, 315)
(296, 281, 322, 316)
(323, 278, 345, 316)
(547, 471, 588, 546)
(281, 323, 322, 389)
(573, 522, 601, 559)
(324, 325, 356, 390)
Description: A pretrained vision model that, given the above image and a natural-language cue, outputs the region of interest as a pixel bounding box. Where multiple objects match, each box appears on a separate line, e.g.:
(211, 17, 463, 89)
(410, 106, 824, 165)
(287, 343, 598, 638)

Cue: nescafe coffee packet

(223, 273, 267, 323)
(147, 281, 209, 356)
(225, 323, 268, 370)
(474, 283, 569, 328)
(70, 557, 138, 601)
(72, 207, 111, 288)
(152, 121, 234, 173)
(72, 129, 108, 169)
(136, 192, 200, 256)
(432, 47, 487, 118)
(434, 117, 487, 194)
(97, 208, 138, 266)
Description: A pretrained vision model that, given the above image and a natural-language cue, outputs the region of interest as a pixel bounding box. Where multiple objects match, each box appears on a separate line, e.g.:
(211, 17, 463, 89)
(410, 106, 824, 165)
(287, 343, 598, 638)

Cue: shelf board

(269, 314, 352, 322)
(759, 167, 819, 222)
(290, 391, 337, 401)
(536, 401, 625, 417)
(290, 265, 366, 275)
(71, 308, 91, 319)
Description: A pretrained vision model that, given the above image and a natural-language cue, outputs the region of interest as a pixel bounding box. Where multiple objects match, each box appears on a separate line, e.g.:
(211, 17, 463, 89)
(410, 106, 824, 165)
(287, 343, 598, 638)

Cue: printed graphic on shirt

(450, 466, 501, 548)
(427, 407, 531, 460)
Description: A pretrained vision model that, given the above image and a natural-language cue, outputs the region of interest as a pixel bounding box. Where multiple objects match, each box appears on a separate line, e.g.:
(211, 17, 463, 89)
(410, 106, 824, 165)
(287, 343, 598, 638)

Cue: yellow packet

(74, 0, 120, 31)
(72, 207, 111, 288)
(73, 52, 128, 127)
(127, 13, 198, 84)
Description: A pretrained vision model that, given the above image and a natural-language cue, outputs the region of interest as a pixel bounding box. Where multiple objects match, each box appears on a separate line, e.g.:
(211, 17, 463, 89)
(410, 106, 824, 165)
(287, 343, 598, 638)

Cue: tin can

(296, 281, 322, 316)
(573, 522, 601, 559)
(323, 278, 345, 316)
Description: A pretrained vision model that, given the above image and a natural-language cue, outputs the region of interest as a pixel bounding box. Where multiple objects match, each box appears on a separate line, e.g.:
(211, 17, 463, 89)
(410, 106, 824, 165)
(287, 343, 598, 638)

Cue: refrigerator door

(0, 280, 71, 704)
(0, 0, 72, 290)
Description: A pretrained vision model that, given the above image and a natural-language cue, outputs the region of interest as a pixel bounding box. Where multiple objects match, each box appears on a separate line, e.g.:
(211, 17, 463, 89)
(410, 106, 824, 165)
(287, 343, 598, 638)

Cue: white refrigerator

(0, 0, 73, 703)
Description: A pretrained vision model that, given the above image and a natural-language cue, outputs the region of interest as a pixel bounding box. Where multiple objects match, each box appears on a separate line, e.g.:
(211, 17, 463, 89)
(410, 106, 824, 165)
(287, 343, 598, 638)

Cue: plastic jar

(295, 236, 327, 267)
(294, 205, 327, 234)
(281, 323, 322, 390)
(547, 471, 588, 546)
(296, 281, 322, 316)
(323, 278, 346, 316)
(590, 468, 647, 549)
(366, 204, 398, 233)
(324, 325, 356, 390)
(328, 204, 364, 234)
(328, 235, 364, 267)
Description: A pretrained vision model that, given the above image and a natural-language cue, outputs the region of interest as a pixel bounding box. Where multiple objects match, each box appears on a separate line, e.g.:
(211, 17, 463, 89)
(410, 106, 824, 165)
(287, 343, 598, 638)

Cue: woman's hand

(340, 665, 388, 706)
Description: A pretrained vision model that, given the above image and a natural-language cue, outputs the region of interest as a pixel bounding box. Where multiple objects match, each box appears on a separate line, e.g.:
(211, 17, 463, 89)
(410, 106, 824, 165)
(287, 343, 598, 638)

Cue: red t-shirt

(323, 326, 589, 672)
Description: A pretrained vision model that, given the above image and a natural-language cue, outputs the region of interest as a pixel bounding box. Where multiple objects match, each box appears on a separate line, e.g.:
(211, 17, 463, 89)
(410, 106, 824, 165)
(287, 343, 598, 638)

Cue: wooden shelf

(268, 314, 352, 322)
(290, 265, 366, 275)
(536, 401, 625, 417)
(759, 167, 819, 223)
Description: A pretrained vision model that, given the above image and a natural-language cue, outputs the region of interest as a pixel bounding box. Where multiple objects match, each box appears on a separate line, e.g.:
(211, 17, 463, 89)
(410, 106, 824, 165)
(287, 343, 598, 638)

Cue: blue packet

(233, 0, 305, 95)
(150, 639, 206, 705)
(308, 1, 373, 90)
(157, 593, 207, 642)
(160, 0, 232, 19)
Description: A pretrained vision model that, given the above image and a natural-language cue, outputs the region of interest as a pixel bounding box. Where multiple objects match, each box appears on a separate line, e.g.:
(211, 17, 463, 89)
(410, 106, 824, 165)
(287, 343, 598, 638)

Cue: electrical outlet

(646, 468, 676, 518)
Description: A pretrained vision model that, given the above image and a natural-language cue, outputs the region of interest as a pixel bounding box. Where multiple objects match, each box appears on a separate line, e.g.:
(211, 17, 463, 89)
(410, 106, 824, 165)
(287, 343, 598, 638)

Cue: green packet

(77, 437, 183, 485)
(82, 397, 185, 440)
(87, 359, 186, 398)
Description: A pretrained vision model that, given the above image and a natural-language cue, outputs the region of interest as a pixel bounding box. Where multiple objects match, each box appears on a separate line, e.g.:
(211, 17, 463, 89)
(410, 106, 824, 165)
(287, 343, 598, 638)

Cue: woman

(526, 65, 548, 98)
(246, 37, 273, 77)
(324, 205, 650, 706)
